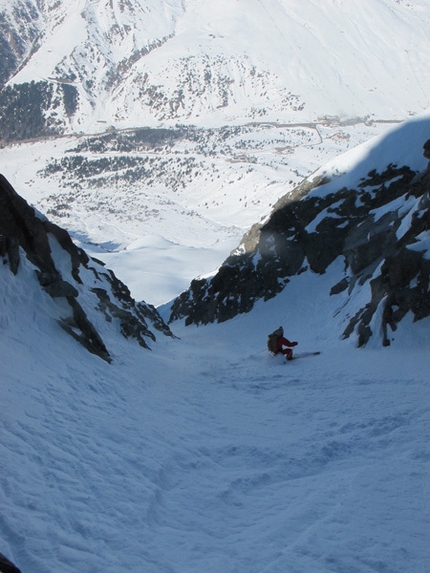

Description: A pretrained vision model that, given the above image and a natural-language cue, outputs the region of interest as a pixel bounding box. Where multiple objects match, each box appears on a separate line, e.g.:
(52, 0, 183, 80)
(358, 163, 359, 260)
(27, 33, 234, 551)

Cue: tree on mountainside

(0, 80, 75, 142)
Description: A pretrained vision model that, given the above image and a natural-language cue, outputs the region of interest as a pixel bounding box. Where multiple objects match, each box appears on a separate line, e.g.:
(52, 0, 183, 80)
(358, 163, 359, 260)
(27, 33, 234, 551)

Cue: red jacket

(277, 336, 296, 352)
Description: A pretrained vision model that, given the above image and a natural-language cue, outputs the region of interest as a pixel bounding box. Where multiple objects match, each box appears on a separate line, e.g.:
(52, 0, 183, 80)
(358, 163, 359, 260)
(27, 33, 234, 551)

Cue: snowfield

(0, 118, 406, 306)
(1, 244, 429, 573)
(1, 1, 430, 571)
(1, 99, 429, 573)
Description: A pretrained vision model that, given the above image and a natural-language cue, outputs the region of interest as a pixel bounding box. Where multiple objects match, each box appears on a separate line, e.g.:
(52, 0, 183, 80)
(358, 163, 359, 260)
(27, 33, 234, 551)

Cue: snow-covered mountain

(2, 0, 430, 307)
(166, 114, 430, 347)
(0, 173, 173, 362)
(1, 3, 430, 572)
(1, 0, 430, 138)
(1, 153, 429, 573)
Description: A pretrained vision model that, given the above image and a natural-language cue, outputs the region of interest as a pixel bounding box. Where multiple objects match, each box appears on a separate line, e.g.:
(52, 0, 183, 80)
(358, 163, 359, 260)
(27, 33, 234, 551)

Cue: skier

(268, 326, 298, 360)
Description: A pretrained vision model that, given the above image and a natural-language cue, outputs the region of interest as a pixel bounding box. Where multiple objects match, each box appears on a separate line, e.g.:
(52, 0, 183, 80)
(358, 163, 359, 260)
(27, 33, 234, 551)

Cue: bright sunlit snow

(1, 249, 429, 573)
(1, 1, 430, 572)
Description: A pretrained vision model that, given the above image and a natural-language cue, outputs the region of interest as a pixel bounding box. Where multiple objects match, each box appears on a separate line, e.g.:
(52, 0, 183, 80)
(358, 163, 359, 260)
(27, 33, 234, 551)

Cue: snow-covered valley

(1, 1, 430, 572)
(1, 118, 401, 305)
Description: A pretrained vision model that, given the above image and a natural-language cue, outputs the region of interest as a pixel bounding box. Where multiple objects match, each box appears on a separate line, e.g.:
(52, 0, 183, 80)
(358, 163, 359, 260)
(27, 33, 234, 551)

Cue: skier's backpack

(267, 333, 278, 354)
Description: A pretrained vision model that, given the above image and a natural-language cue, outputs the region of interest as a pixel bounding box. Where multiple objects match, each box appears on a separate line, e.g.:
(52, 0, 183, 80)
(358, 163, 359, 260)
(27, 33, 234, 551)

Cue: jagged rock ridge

(0, 0, 42, 87)
(169, 139, 430, 347)
(0, 551, 21, 573)
(0, 174, 173, 361)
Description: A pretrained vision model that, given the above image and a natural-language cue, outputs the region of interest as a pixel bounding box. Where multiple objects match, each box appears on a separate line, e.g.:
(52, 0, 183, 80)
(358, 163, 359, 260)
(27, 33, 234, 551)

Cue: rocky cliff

(169, 139, 430, 347)
(0, 552, 21, 573)
(0, 174, 173, 361)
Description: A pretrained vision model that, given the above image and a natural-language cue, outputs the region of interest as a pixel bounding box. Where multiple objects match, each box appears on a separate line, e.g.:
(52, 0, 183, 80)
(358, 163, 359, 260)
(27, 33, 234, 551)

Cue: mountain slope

(1, 3, 429, 572)
(2, 0, 430, 309)
(1, 209, 429, 573)
(167, 114, 430, 347)
(0, 174, 172, 361)
(1, 151, 429, 572)
(1, 0, 430, 140)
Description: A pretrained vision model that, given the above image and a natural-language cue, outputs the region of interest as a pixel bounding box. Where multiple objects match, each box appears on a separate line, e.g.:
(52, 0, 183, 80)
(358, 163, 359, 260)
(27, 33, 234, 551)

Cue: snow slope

(0, 118, 404, 306)
(1, 242, 429, 573)
(5, 0, 430, 129)
(1, 117, 430, 572)
(2, 0, 430, 306)
(1, 3, 430, 571)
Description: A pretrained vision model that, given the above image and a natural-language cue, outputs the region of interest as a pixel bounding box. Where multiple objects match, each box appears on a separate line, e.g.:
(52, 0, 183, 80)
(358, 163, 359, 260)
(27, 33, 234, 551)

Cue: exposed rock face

(169, 142, 430, 347)
(424, 138, 430, 163)
(0, 174, 173, 361)
(0, 2, 42, 88)
(0, 552, 21, 573)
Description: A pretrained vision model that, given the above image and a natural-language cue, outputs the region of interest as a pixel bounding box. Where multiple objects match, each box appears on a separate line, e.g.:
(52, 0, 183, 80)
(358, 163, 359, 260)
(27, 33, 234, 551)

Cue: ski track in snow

(2, 295, 429, 573)
(2, 156, 430, 571)
(1, 1, 430, 568)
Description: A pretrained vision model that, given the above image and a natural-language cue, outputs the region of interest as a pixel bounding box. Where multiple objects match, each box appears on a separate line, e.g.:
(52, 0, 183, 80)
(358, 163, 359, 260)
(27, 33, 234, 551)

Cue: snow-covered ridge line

(0, 174, 173, 361)
(2, 0, 430, 136)
(167, 117, 430, 348)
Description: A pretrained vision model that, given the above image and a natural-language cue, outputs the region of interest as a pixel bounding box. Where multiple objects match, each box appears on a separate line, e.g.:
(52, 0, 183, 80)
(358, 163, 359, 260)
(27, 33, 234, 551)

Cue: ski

(292, 351, 321, 359)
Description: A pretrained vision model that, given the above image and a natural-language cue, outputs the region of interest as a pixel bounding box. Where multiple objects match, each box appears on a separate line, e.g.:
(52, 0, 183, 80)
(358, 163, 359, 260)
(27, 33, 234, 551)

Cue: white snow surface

(1, 249, 429, 573)
(6, 0, 430, 129)
(1, 115, 430, 573)
(1, 2, 430, 571)
(3, 0, 430, 305)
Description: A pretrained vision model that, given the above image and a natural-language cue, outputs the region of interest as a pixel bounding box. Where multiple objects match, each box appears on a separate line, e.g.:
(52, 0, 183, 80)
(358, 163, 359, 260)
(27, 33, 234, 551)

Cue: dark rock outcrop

(0, 174, 173, 360)
(0, 552, 21, 573)
(0, 2, 42, 89)
(423, 138, 430, 161)
(169, 142, 430, 347)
